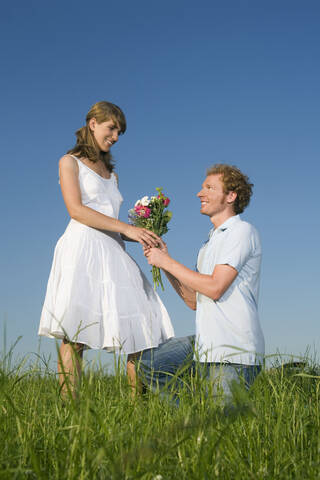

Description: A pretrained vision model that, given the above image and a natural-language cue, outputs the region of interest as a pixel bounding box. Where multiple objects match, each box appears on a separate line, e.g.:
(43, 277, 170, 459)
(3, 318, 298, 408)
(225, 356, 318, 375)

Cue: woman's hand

(143, 237, 168, 256)
(123, 224, 160, 247)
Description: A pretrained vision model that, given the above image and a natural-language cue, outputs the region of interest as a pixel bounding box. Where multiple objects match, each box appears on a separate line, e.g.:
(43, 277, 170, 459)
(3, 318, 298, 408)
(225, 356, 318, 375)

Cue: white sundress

(38, 156, 174, 354)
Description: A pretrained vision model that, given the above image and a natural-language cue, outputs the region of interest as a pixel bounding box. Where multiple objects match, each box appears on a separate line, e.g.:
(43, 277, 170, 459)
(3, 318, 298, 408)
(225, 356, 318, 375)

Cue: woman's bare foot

(127, 352, 142, 398)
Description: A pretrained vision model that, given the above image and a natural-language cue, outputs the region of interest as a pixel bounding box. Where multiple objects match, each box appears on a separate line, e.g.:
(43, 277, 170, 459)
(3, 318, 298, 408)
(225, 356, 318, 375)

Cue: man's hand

(145, 247, 169, 268)
(144, 238, 170, 268)
(143, 237, 167, 255)
(144, 238, 197, 309)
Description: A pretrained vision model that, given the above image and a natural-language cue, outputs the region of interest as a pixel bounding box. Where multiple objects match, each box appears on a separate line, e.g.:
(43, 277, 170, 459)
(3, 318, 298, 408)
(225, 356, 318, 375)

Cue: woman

(38, 101, 174, 398)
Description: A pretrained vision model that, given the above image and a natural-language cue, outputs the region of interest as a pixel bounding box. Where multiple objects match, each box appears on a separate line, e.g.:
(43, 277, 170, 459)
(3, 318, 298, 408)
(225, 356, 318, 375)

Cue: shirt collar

(215, 214, 241, 232)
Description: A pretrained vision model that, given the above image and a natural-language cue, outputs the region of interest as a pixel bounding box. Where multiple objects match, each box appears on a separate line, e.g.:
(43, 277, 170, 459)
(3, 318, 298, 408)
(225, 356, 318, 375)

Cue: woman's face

(89, 118, 121, 152)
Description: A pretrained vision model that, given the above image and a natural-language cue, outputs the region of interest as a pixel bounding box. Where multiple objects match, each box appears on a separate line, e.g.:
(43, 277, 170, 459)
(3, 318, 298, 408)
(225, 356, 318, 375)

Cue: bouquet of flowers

(128, 188, 172, 290)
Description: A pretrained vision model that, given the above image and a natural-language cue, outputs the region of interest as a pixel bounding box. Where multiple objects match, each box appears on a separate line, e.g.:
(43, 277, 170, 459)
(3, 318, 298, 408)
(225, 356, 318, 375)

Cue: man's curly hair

(206, 164, 253, 214)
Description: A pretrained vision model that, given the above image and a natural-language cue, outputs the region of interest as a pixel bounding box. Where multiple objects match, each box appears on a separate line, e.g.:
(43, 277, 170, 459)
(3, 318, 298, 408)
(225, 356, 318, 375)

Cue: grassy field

(1, 346, 320, 479)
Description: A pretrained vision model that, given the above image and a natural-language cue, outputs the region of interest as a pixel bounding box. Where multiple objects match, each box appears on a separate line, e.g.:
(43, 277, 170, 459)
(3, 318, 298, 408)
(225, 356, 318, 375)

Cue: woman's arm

(59, 155, 159, 247)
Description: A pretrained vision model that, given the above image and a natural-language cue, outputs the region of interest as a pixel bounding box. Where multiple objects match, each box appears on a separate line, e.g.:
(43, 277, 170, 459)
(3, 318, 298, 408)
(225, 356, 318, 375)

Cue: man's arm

(146, 247, 238, 301)
(144, 241, 197, 309)
(163, 270, 197, 310)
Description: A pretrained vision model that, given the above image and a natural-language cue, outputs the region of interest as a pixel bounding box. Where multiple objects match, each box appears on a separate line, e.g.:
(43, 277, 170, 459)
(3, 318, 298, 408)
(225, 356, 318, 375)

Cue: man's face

(197, 174, 230, 217)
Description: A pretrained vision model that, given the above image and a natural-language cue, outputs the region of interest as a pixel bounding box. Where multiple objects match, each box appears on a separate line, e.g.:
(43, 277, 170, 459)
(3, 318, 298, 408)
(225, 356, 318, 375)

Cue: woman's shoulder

(59, 154, 80, 172)
(58, 155, 80, 184)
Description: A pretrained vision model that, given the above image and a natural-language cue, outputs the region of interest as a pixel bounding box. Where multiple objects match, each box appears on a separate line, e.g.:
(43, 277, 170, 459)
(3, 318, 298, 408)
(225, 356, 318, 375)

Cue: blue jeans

(200, 362, 261, 401)
(137, 336, 261, 401)
(137, 336, 195, 392)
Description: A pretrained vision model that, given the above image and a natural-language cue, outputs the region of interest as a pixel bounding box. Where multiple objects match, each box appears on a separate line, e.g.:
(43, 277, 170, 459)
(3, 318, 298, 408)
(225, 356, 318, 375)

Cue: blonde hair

(206, 164, 253, 214)
(67, 101, 126, 172)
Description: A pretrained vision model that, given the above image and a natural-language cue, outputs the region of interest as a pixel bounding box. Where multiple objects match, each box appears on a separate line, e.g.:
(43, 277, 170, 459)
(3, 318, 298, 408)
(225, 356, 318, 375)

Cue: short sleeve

(215, 225, 253, 273)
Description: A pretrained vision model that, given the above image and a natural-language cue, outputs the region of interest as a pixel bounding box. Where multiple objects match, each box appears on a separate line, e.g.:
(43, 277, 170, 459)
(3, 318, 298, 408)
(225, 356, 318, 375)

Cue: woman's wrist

(121, 222, 132, 237)
(116, 221, 129, 236)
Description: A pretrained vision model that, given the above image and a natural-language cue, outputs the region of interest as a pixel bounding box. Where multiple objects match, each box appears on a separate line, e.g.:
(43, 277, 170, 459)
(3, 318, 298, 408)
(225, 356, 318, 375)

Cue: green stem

(152, 266, 164, 291)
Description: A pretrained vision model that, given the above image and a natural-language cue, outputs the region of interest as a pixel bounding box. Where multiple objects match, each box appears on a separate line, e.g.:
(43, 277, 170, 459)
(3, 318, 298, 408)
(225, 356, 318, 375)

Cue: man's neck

(210, 211, 236, 229)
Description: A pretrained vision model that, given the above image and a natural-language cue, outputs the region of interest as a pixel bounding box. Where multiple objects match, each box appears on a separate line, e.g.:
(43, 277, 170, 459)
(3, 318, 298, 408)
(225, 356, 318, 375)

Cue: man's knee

(137, 336, 195, 390)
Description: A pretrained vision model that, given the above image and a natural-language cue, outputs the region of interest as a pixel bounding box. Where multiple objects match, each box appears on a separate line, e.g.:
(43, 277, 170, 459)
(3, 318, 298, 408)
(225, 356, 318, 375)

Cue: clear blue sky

(1, 0, 319, 369)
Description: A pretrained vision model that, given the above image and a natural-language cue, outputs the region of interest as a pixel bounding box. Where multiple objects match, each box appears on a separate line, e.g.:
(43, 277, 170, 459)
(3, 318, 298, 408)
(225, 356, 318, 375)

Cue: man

(139, 164, 265, 401)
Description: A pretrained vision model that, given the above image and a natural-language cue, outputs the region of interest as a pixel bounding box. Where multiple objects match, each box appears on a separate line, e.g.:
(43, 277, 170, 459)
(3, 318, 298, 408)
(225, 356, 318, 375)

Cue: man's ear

(227, 191, 237, 205)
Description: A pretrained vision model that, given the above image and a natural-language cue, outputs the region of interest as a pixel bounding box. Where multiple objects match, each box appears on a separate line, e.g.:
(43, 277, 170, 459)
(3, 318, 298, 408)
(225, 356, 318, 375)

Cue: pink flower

(142, 207, 151, 218)
(163, 197, 170, 206)
(134, 205, 151, 218)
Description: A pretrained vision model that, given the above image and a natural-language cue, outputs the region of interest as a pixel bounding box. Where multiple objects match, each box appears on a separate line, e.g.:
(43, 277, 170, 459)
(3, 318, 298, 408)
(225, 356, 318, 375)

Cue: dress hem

(38, 331, 175, 355)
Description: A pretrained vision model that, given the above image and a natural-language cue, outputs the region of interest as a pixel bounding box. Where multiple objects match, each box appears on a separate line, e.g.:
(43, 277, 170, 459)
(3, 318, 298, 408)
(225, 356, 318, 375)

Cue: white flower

(140, 196, 150, 206)
(135, 199, 141, 207)
(151, 196, 157, 201)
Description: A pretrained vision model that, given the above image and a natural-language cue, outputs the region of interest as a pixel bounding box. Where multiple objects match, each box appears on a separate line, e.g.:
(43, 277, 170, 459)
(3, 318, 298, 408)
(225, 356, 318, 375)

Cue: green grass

(1, 348, 320, 479)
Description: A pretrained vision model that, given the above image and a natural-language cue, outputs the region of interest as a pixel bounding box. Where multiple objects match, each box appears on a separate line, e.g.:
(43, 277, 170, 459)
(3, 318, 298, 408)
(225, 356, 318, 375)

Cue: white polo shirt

(195, 215, 265, 365)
